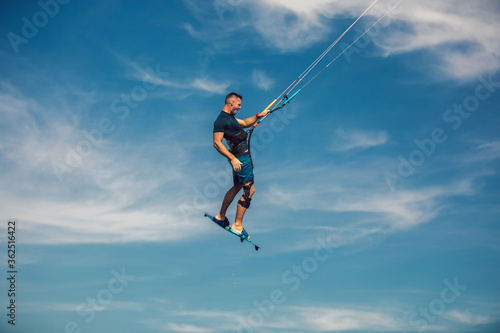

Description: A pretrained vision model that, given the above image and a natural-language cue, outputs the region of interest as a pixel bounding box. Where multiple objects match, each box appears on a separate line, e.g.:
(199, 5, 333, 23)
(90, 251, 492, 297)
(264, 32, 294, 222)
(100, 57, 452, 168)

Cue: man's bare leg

(216, 184, 242, 221)
(231, 181, 255, 234)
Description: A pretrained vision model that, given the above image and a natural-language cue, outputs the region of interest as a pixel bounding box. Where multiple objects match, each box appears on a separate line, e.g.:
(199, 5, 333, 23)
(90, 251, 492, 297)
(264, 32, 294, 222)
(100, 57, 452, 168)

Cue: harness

(226, 129, 249, 157)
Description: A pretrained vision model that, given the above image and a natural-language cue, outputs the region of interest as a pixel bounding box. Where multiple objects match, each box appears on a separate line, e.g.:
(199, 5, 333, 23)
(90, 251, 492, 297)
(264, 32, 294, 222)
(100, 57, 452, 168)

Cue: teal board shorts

(231, 153, 254, 186)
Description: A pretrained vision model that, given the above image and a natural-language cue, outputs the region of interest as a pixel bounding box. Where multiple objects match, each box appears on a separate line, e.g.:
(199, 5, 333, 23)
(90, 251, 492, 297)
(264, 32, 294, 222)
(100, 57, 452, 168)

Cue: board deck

(204, 212, 260, 251)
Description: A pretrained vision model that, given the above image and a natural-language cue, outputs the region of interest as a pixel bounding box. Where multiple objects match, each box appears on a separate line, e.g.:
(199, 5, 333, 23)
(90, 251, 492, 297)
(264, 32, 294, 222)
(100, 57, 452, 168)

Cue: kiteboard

(204, 212, 260, 251)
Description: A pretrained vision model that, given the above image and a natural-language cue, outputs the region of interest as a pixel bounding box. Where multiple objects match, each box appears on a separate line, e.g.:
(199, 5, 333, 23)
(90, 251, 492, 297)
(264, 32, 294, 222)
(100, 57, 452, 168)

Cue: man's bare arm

(213, 132, 242, 171)
(236, 110, 270, 128)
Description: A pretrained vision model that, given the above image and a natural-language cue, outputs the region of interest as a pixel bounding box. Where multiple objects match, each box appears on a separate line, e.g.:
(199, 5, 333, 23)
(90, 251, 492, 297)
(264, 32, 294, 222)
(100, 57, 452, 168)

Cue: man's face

(229, 98, 242, 115)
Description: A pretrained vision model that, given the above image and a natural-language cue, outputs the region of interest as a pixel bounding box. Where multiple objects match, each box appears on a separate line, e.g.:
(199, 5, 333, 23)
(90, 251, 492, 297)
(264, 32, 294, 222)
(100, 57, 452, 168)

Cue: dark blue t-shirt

(213, 111, 241, 136)
(213, 111, 248, 155)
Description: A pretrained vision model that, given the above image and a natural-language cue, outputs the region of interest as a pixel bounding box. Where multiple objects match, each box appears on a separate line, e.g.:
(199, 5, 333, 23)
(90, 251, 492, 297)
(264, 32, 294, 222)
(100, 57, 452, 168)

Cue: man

(212, 92, 269, 239)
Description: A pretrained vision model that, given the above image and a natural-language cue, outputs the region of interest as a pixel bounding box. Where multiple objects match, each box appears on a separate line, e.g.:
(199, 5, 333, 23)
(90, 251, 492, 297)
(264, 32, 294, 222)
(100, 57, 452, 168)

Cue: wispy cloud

(184, 0, 500, 80)
(24, 300, 145, 313)
(163, 323, 214, 333)
(374, 0, 500, 80)
(121, 57, 230, 95)
(264, 180, 456, 236)
(191, 77, 230, 94)
(142, 305, 404, 333)
(0, 85, 79, 178)
(477, 141, 500, 153)
(254, 0, 500, 79)
(141, 299, 500, 333)
(258, 146, 483, 253)
(0, 84, 208, 245)
(249, 0, 341, 52)
(263, 158, 469, 224)
(252, 69, 275, 91)
(330, 128, 387, 152)
(271, 305, 403, 331)
(183, 0, 346, 52)
(444, 309, 499, 326)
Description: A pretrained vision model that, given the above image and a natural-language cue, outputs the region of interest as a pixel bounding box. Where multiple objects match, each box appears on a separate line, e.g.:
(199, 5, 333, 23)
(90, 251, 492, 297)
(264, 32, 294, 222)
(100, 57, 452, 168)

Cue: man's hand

(258, 109, 270, 118)
(230, 157, 242, 172)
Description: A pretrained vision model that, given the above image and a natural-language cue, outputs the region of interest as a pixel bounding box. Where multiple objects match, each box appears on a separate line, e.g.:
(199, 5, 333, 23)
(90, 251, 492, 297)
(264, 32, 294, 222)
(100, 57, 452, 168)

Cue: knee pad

(238, 180, 253, 209)
(238, 197, 251, 209)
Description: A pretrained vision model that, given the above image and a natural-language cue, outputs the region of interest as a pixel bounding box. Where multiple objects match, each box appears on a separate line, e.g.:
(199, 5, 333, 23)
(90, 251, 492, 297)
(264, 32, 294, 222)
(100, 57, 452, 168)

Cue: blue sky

(0, 0, 499, 332)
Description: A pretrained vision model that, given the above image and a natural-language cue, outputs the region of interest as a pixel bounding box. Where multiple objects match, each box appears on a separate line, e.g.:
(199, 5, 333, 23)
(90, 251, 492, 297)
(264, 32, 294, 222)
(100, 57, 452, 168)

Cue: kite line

(247, 0, 401, 151)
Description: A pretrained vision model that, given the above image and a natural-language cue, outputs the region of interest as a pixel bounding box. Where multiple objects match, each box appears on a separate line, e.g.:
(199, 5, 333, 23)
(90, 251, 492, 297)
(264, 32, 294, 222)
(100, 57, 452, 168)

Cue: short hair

(225, 92, 243, 104)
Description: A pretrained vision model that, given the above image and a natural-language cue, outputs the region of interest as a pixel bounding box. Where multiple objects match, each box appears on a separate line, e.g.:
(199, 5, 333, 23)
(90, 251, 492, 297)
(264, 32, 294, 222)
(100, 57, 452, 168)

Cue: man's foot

(230, 225, 249, 239)
(213, 215, 230, 228)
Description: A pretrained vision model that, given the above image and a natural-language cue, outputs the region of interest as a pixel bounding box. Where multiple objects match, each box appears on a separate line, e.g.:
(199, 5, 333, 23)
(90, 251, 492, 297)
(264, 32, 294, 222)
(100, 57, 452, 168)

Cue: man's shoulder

(217, 110, 233, 118)
(214, 111, 225, 123)
(215, 111, 236, 124)
(214, 111, 231, 133)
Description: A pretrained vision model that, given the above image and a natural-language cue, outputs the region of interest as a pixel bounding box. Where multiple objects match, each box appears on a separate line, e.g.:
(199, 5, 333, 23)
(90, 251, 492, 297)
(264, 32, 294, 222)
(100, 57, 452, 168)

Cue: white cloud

(477, 141, 500, 153)
(185, 0, 500, 80)
(258, 150, 481, 254)
(0, 87, 80, 179)
(164, 323, 214, 333)
(147, 304, 406, 332)
(330, 128, 387, 152)
(275, 306, 402, 331)
(0, 86, 210, 245)
(191, 77, 230, 94)
(24, 300, 145, 313)
(265, 181, 450, 232)
(250, 1, 335, 52)
(183, 0, 361, 52)
(444, 310, 497, 326)
(253, 0, 500, 79)
(252, 69, 275, 91)
(145, 301, 500, 333)
(122, 57, 230, 95)
(0, 130, 202, 244)
(373, 0, 500, 80)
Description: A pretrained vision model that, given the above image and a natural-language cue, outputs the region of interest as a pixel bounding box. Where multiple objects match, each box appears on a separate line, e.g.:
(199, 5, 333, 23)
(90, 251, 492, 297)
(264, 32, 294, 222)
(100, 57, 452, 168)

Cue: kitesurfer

(212, 92, 269, 239)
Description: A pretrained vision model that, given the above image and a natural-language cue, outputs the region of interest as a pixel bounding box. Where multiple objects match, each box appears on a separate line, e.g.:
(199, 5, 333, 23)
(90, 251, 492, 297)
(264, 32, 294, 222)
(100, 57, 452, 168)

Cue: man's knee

(247, 181, 255, 196)
(238, 180, 254, 209)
